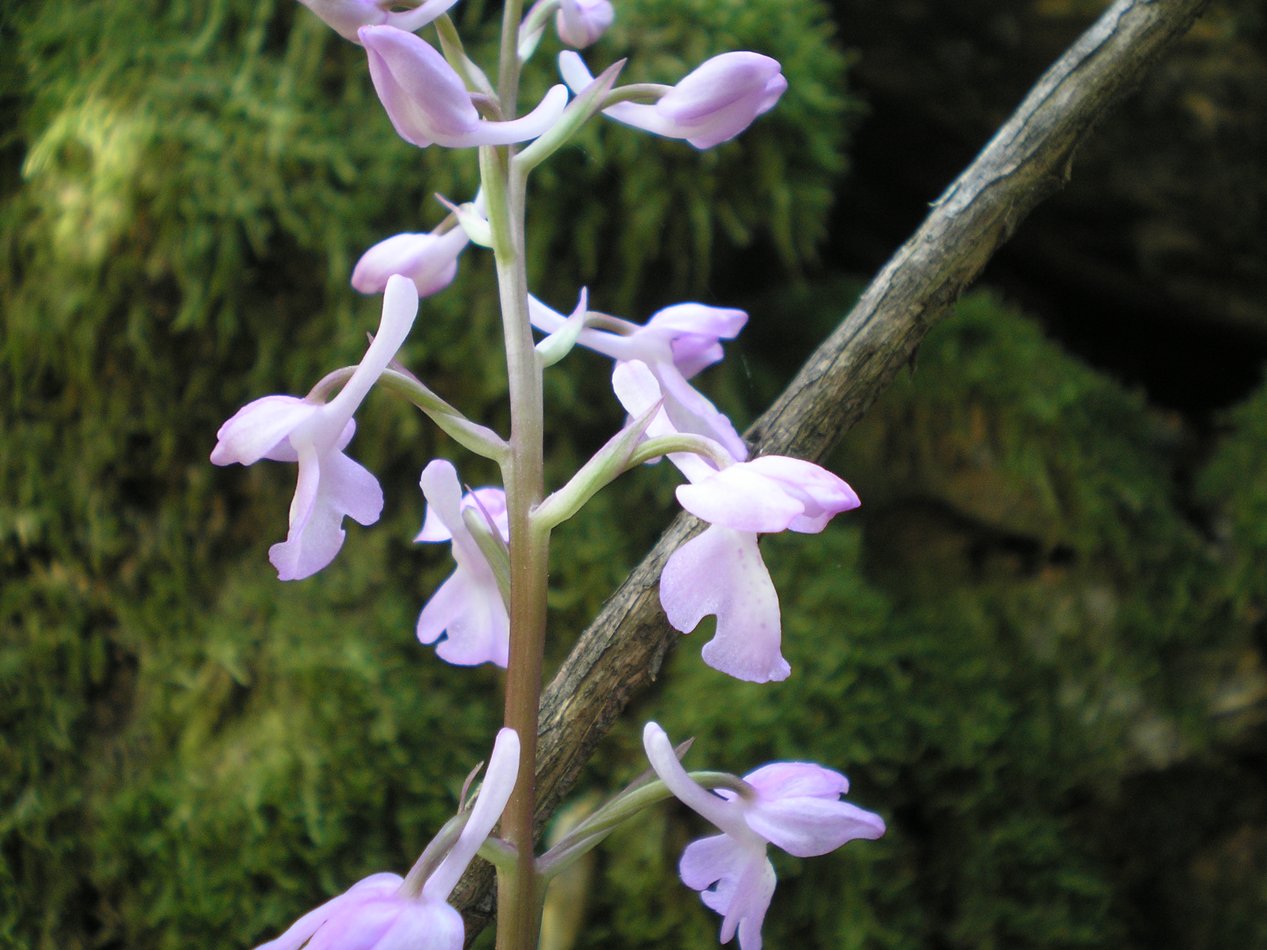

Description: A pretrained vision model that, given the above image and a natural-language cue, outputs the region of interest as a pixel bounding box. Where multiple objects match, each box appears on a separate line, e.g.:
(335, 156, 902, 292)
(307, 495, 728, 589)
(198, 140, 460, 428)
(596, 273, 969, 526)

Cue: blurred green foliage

(2, 0, 1266, 948)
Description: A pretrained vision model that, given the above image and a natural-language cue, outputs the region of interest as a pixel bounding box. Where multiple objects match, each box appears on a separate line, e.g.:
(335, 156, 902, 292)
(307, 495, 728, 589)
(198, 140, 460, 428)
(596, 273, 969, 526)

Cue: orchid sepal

(361, 26, 569, 150)
(534, 289, 590, 367)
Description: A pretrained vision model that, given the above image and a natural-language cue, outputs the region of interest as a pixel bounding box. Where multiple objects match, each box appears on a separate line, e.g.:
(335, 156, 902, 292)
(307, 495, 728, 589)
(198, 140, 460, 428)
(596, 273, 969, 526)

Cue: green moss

(1197, 375, 1267, 612)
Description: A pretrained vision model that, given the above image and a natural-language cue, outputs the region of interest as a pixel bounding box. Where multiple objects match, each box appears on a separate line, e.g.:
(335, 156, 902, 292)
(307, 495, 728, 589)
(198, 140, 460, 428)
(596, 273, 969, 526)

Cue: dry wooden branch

(458, 0, 1211, 934)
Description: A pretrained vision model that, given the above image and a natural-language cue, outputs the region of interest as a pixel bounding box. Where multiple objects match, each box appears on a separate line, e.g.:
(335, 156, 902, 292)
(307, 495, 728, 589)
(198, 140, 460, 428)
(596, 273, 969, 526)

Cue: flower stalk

(482, 139, 550, 949)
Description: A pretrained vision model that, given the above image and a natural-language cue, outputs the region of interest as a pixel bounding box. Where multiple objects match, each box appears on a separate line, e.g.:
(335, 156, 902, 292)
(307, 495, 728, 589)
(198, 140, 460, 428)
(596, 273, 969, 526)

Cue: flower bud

(351, 228, 469, 297)
(559, 50, 786, 149)
(555, 0, 613, 48)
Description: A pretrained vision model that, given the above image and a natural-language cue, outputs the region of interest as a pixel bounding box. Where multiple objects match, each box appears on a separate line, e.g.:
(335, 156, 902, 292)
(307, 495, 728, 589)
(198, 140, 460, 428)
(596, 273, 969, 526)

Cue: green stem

(482, 139, 549, 950)
(534, 432, 735, 532)
(498, 0, 526, 114)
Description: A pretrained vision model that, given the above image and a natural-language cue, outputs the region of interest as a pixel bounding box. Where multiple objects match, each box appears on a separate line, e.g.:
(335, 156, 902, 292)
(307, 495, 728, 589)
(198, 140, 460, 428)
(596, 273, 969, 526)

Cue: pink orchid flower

(559, 50, 786, 149)
(297, 0, 461, 43)
(644, 723, 885, 950)
(361, 26, 568, 148)
(613, 361, 858, 682)
(530, 295, 749, 461)
(255, 729, 519, 950)
(211, 274, 418, 580)
(415, 460, 510, 667)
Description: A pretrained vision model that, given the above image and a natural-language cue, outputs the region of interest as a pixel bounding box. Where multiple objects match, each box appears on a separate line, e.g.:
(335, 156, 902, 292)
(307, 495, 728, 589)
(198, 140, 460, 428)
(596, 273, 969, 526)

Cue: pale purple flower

(643, 723, 885, 950)
(297, 0, 461, 43)
(255, 729, 519, 950)
(612, 361, 858, 682)
(361, 26, 569, 148)
(415, 460, 510, 667)
(532, 296, 749, 462)
(351, 227, 469, 297)
(556, 0, 613, 47)
(559, 50, 786, 148)
(211, 274, 418, 581)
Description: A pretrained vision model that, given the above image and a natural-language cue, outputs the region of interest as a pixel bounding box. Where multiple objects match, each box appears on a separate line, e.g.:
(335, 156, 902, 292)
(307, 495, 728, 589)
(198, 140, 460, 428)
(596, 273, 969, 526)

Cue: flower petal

(297, 0, 459, 42)
(643, 723, 743, 834)
(324, 448, 386, 528)
(423, 728, 520, 902)
(555, 0, 613, 47)
(655, 363, 748, 464)
(211, 396, 317, 466)
(680, 836, 775, 949)
(744, 796, 886, 858)
(741, 456, 860, 533)
(680, 832, 748, 895)
(674, 465, 804, 534)
(351, 229, 467, 297)
(742, 762, 849, 800)
(661, 526, 790, 683)
(645, 303, 748, 341)
(646, 303, 748, 378)
(326, 274, 419, 419)
(415, 569, 509, 667)
(449, 84, 570, 147)
(385, 0, 462, 34)
(378, 901, 465, 950)
(657, 52, 785, 148)
(253, 873, 403, 950)
(362, 27, 479, 147)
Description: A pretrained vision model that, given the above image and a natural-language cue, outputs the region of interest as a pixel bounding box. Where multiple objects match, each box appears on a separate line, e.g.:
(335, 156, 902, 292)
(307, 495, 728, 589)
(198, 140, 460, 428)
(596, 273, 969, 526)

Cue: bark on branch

(458, 0, 1210, 933)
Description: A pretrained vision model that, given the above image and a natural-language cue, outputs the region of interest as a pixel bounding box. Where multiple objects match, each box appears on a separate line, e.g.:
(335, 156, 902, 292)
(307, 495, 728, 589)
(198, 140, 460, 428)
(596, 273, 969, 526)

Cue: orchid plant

(214, 1, 884, 947)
